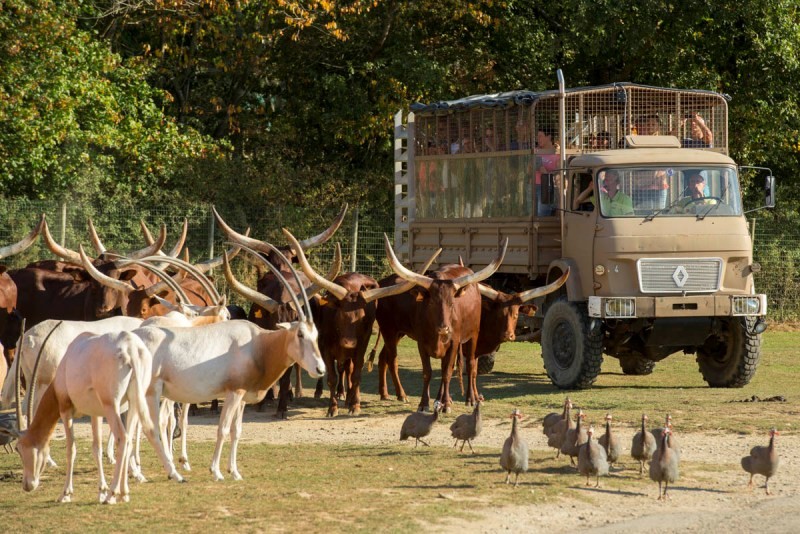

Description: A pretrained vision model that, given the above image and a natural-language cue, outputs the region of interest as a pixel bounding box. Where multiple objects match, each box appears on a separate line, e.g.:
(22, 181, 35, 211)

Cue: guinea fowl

(631, 414, 657, 476)
(546, 401, 574, 458)
(741, 428, 780, 495)
(450, 399, 483, 453)
(598, 413, 622, 468)
(500, 408, 529, 487)
(652, 414, 681, 458)
(400, 401, 442, 448)
(560, 409, 588, 465)
(578, 425, 609, 487)
(543, 397, 571, 436)
(649, 427, 680, 500)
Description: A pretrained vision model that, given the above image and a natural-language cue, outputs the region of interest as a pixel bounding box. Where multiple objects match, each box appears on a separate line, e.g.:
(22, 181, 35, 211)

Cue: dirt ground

(68, 404, 798, 534)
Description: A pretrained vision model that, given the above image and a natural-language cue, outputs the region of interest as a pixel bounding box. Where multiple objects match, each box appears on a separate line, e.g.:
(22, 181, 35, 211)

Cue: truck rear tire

(619, 355, 656, 375)
(541, 300, 603, 389)
(697, 317, 760, 387)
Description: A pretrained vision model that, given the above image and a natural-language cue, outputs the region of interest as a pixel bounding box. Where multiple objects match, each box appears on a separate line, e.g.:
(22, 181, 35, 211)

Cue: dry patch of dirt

(64, 402, 800, 533)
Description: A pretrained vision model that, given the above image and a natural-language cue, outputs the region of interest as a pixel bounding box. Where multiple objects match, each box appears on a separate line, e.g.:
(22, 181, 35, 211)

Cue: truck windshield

(596, 166, 742, 218)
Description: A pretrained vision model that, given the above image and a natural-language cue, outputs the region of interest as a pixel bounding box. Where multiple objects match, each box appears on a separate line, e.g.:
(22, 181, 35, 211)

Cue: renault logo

(672, 266, 689, 288)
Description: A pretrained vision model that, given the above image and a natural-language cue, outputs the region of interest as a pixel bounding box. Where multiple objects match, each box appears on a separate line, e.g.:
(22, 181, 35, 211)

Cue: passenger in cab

(573, 170, 634, 216)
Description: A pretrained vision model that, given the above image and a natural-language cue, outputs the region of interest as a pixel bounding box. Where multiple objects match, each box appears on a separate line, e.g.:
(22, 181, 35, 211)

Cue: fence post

(350, 205, 359, 272)
(750, 218, 756, 249)
(60, 202, 67, 247)
(207, 206, 215, 260)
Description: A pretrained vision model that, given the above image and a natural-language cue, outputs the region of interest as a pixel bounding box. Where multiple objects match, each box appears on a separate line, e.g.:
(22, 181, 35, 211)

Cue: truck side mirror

(765, 175, 775, 209)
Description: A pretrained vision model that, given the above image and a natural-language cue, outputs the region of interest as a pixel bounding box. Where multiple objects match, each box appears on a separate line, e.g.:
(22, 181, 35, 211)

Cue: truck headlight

(605, 298, 636, 318)
(732, 296, 762, 316)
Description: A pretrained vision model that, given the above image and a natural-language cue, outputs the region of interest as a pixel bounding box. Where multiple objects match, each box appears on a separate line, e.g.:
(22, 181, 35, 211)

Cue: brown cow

(383, 235, 508, 412)
(9, 220, 168, 328)
(282, 228, 418, 416)
(0, 219, 44, 365)
(213, 206, 347, 417)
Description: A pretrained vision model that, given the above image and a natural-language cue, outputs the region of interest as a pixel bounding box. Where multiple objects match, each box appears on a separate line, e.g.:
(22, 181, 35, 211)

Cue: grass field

(1, 331, 797, 532)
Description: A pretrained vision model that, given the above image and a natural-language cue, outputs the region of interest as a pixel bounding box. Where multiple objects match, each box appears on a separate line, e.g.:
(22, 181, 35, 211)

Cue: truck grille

(637, 258, 722, 293)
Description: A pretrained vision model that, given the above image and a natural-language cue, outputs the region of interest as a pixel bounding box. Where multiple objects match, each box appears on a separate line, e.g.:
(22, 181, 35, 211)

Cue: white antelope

(134, 247, 326, 481)
(1, 328, 182, 504)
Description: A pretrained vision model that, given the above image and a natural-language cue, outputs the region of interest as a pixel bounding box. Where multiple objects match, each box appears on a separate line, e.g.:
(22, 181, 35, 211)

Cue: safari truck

(393, 71, 775, 389)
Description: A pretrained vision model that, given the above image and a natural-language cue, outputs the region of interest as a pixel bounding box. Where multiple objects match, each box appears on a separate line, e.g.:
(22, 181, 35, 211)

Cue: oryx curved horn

(383, 233, 434, 289)
(14, 318, 26, 433)
(137, 255, 221, 305)
(361, 247, 443, 303)
(452, 238, 508, 290)
(0, 215, 43, 260)
(27, 320, 63, 426)
(252, 242, 313, 324)
(282, 228, 348, 300)
(191, 233, 250, 274)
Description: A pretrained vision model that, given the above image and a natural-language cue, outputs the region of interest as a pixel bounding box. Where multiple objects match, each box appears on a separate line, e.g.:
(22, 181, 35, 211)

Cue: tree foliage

(1, 0, 798, 217)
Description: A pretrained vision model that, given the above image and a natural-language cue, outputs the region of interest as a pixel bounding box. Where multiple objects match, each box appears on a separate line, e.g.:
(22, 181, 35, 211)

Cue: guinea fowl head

(605, 413, 612, 422)
(587, 425, 595, 439)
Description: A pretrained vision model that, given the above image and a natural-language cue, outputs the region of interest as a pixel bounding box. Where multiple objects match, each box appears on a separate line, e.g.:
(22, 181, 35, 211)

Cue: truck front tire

(541, 300, 603, 389)
(696, 317, 760, 387)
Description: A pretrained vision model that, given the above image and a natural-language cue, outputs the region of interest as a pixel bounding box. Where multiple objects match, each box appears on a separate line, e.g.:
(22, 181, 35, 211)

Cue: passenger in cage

(681, 113, 714, 148)
(573, 170, 634, 216)
(513, 115, 532, 150)
(534, 126, 559, 216)
(634, 114, 661, 136)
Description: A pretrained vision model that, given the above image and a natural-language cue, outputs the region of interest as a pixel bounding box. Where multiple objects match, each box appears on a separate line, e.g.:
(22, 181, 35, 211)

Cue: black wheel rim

(552, 319, 576, 368)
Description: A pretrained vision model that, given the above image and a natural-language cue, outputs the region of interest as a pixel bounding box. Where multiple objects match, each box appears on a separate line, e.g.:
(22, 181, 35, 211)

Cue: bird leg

(639, 461, 644, 476)
(513, 473, 520, 488)
(747, 473, 754, 490)
(657, 481, 663, 501)
(466, 440, 474, 454)
(452, 439, 459, 449)
(595, 475, 600, 488)
(765, 477, 772, 496)
(418, 438, 430, 447)
(504, 472, 511, 485)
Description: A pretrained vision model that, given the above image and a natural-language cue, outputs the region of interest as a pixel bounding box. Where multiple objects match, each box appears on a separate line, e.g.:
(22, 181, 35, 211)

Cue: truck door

(562, 170, 598, 297)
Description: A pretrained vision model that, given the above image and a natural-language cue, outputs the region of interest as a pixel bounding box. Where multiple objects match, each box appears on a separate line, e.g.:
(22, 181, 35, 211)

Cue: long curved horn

(192, 232, 250, 273)
(15, 318, 26, 433)
(141, 219, 188, 258)
(515, 268, 570, 302)
(452, 238, 508, 290)
(282, 229, 348, 300)
(79, 245, 133, 295)
(234, 241, 312, 322)
(212, 207, 271, 254)
(42, 219, 82, 265)
(302, 242, 342, 298)
(297, 204, 348, 251)
(361, 247, 442, 303)
(221, 249, 280, 314)
(87, 218, 106, 255)
(137, 255, 221, 305)
(383, 233, 433, 289)
(0, 215, 43, 260)
(123, 223, 167, 261)
(100, 252, 192, 305)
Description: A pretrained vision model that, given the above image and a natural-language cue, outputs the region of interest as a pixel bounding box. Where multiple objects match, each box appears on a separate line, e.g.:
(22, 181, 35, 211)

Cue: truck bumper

(587, 294, 767, 319)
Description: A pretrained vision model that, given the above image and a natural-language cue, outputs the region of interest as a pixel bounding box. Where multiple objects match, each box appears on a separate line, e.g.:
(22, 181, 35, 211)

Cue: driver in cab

(675, 172, 717, 213)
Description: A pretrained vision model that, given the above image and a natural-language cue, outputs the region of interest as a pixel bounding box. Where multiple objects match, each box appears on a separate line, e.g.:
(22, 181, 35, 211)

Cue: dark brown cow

(9, 219, 167, 328)
(0, 219, 44, 364)
(474, 270, 570, 356)
(283, 228, 416, 417)
(213, 206, 347, 418)
(382, 236, 508, 412)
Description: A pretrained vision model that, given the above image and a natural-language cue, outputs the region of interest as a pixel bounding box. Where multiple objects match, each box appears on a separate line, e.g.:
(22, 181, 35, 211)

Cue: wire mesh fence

(0, 198, 797, 320)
